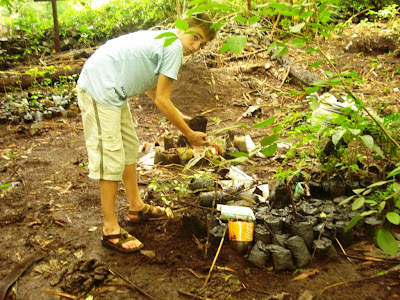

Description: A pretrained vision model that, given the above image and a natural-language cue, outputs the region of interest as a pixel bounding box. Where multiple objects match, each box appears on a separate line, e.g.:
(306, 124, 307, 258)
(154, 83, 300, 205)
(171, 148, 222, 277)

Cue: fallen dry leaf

(292, 269, 320, 281)
(166, 207, 174, 218)
(216, 266, 236, 272)
(140, 249, 156, 258)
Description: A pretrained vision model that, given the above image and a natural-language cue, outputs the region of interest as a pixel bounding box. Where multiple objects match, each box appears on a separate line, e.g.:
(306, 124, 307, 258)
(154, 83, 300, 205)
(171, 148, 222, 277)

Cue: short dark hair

(185, 13, 217, 41)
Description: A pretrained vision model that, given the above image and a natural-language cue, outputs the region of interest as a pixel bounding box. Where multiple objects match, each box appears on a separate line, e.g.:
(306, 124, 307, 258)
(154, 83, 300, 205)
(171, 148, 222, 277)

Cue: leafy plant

(339, 179, 400, 256)
(0, 182, 11, 197)
(148, 176, 184, 205)
(367, 4, 399, 20)
(210, 116, 279, 163)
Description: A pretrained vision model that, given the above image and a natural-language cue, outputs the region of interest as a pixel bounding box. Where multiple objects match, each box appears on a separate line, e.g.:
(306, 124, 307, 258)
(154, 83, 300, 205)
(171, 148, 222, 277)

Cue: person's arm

(146, 85, 191, 122)
(146, 74, 206, 146)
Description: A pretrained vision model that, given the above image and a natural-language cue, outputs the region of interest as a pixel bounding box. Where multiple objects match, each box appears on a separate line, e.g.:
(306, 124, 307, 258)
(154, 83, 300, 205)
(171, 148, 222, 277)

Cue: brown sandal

(129, 204, 165, 224)
(101, 228, 143, 253)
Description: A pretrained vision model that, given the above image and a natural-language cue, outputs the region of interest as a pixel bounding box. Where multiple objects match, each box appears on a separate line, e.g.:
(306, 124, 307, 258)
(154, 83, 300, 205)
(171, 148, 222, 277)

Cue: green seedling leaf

(348, 128, 361, 135)
(396, 199, 400, 209)
(352, 196, 365, 210)
(342, 71, 359, 78)
(279, 9, 299, 17)
(378, 201, 386, 214)
(252, 117, 276, 128)
(309, 61, 324, 68)
(155, 32, 178, 47)
(293, 268, 302, 275)
(210, 22, 224, 30)
(365, 199, 378, 206)
(175, 19, 189, 31)
(367, 181, 390, 189)
(387, 166, 400, 178)
(278, 46, 288, 56)
(291, 38, 306, 48)
(290, 22, 305, 33)
(224, 36, 247, 54)
(266, 41, 277, 55)
(309, 100, 320, 111)
(304, 86, 321, 94)
(323, 71, 335, 76)
(360, 135, 374, 150)
(362, 188, 372, 196)
(220, 43, 230, 53)
(227, 152, 248, 158)
(155, 32, 177, 39)
(386, 212, 400, 225)
(269, 3, 291, 10)
(376, 228, 399, 257)
(329, 77, 342, 86)
(248, 16, 260, 24)
(373, 144, 384, 158)
(307, 22, 325, 29)
(320, 31, 332, 38)
(260, 134, 279, 147)
(183, 157, 203, 172)
(261, 144, 278, 157)
(360, 210, 377, 217)
(338, 195, 356, 206)
(234, 16, 247, 23)
(377, 270, 387, 276)
(164, 37, 178, 47)
(332, 129, 346, 146)
(229, 156, 249, 165)
(305, 47, 320, 54)
(345, 215, 363, 231)
(300, 11, 314, 18)
(320, 11, 332, 23)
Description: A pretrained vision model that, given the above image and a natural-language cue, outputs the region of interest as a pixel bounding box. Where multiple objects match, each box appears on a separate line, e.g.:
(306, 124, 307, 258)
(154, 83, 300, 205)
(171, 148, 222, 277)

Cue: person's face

(178, 26, 209, 56)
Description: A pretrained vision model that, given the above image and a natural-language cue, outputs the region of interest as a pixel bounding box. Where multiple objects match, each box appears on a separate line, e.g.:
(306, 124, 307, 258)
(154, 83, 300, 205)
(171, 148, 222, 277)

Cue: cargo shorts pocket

(102, 139, 125, 175)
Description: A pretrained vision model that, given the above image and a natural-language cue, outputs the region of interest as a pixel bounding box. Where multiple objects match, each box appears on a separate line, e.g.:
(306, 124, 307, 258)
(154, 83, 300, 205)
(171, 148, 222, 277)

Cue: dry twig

(204, 227, 227, 287)
(320, 264, 400, 295)
(108, 267, 156, 300)
(335, 237, 353, 264)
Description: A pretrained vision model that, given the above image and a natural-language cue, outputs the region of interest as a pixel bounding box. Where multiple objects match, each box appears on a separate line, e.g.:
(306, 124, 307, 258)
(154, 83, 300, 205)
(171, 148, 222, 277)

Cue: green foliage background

(1, 0, 178, 43)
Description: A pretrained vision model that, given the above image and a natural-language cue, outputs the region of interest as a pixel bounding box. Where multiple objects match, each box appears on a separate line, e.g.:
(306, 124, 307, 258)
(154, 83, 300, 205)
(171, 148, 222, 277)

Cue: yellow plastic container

(228, 220, 254, 242)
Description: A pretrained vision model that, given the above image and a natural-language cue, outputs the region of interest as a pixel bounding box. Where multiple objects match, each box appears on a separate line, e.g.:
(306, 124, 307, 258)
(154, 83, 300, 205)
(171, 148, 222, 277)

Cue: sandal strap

(129, 204, 151, 217)
(115, 235, 138, 247)
(129, 204, 163, 216)
(103, 228, 130, 241)
(103, 233, 122, 240)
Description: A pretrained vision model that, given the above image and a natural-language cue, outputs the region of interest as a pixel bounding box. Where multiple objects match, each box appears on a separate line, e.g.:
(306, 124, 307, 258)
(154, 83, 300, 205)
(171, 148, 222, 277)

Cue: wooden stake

(204, 227, 227, 287)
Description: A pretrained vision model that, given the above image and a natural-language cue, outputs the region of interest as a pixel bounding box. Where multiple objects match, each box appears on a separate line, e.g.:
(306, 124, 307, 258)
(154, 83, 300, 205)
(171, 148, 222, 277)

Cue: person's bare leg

(100, 179, 142, 249)
(123, 164, 165, 221)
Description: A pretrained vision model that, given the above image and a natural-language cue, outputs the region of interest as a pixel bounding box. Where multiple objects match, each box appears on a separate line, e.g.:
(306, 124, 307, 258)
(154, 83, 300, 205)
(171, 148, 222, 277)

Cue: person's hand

(187, 131, 207, 147)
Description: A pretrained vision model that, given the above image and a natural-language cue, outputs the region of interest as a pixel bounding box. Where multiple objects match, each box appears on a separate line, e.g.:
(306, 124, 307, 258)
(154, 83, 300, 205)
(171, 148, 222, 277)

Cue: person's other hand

(181, 113, 191, 122)
(187, 131, 207, 147)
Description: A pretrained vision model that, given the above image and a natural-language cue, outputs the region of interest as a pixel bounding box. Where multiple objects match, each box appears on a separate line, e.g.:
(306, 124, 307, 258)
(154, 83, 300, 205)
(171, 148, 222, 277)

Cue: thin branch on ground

(108, 267, 157, 300)
(335, 237, 353, 264)
(204, 227, 227, 287)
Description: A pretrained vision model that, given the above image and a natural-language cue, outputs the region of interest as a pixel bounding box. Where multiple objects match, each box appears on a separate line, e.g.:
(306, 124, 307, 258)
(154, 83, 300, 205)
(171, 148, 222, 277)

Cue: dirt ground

(1, 22, 400, 300)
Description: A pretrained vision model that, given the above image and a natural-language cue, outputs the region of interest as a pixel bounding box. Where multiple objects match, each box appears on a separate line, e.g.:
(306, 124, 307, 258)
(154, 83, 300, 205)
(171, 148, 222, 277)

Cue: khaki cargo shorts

(77, 86, 139, 181)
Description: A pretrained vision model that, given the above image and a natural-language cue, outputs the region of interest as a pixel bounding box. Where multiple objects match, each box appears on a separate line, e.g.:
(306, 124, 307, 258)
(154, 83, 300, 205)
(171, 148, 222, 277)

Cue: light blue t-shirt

(77, 29, 183, 109)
